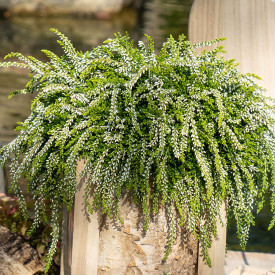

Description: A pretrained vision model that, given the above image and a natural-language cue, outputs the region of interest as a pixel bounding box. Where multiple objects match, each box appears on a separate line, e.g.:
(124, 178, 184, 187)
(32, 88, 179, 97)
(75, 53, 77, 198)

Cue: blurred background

(0, 0, 274, 257)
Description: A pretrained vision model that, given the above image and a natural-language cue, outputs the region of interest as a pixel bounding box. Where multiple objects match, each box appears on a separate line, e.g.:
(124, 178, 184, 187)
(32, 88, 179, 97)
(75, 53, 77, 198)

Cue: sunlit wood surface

(189, 0, 275, 98)
(189, 1, 275, 274)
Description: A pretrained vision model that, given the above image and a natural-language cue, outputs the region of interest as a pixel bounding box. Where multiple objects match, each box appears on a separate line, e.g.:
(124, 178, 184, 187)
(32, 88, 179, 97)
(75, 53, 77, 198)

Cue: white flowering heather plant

(1, 29, 275, 270)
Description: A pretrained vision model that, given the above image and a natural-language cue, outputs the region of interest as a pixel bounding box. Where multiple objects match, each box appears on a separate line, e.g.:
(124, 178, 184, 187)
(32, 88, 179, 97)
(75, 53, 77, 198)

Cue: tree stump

(61, 160, 227, 275)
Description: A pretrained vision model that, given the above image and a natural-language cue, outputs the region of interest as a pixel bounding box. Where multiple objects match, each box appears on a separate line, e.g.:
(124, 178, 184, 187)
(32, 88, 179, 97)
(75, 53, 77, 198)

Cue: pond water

(0, 0, 274, 255)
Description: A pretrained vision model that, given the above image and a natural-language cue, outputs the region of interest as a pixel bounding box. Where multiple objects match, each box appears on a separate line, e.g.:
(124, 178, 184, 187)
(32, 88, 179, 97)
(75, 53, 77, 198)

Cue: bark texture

(61, 161, 198, 274)
(97, 195, 198, 275)
(0, 225, 44, 275)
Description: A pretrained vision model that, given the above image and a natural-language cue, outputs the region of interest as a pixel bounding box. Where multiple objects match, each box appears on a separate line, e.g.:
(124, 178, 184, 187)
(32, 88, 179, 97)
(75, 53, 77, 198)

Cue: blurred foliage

(227, 193, 275, 253)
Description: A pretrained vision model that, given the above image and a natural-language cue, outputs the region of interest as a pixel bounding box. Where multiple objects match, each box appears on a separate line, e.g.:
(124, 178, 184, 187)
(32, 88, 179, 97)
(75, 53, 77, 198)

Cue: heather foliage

(1, 29, 275, 270)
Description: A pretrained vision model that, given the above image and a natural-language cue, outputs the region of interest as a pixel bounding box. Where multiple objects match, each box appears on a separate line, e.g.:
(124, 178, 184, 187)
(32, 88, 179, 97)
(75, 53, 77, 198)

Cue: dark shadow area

(227, 194, 275, 253)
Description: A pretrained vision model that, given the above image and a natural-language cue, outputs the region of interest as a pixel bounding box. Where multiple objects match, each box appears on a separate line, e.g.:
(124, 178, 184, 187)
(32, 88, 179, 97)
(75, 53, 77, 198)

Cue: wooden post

(198, 202, 227, 275)
(189, 1, 275, 270)
(70, 160, 99, 275)
(188, 0, 275, 99)
(61, 160, 99, 275)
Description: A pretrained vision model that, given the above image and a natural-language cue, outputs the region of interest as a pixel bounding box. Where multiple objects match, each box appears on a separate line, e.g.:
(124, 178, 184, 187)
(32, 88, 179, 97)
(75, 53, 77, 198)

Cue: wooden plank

(70, 159, 99, 275)
(198, 202, 227, 275)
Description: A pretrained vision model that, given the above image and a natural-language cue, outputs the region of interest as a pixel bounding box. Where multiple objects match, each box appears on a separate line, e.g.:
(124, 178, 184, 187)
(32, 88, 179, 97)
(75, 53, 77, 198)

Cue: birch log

(61, 160, 198, 275)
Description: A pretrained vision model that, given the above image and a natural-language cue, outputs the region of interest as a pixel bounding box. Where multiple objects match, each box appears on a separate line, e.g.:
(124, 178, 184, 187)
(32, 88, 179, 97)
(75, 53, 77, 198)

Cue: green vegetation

(1, 29, 275, 271)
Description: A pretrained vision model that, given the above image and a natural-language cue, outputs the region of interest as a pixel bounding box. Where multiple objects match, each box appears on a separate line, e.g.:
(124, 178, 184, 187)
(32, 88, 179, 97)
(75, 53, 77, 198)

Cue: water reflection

(142, 0, 193, 48)
(0, 12, 138, 59)
(0, 72, 34, 145)
(0, 12, 139, 144)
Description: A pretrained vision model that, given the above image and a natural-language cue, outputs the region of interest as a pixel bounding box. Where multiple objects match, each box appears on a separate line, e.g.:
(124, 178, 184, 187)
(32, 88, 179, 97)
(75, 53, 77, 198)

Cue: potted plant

(0, 29, 274, 273)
